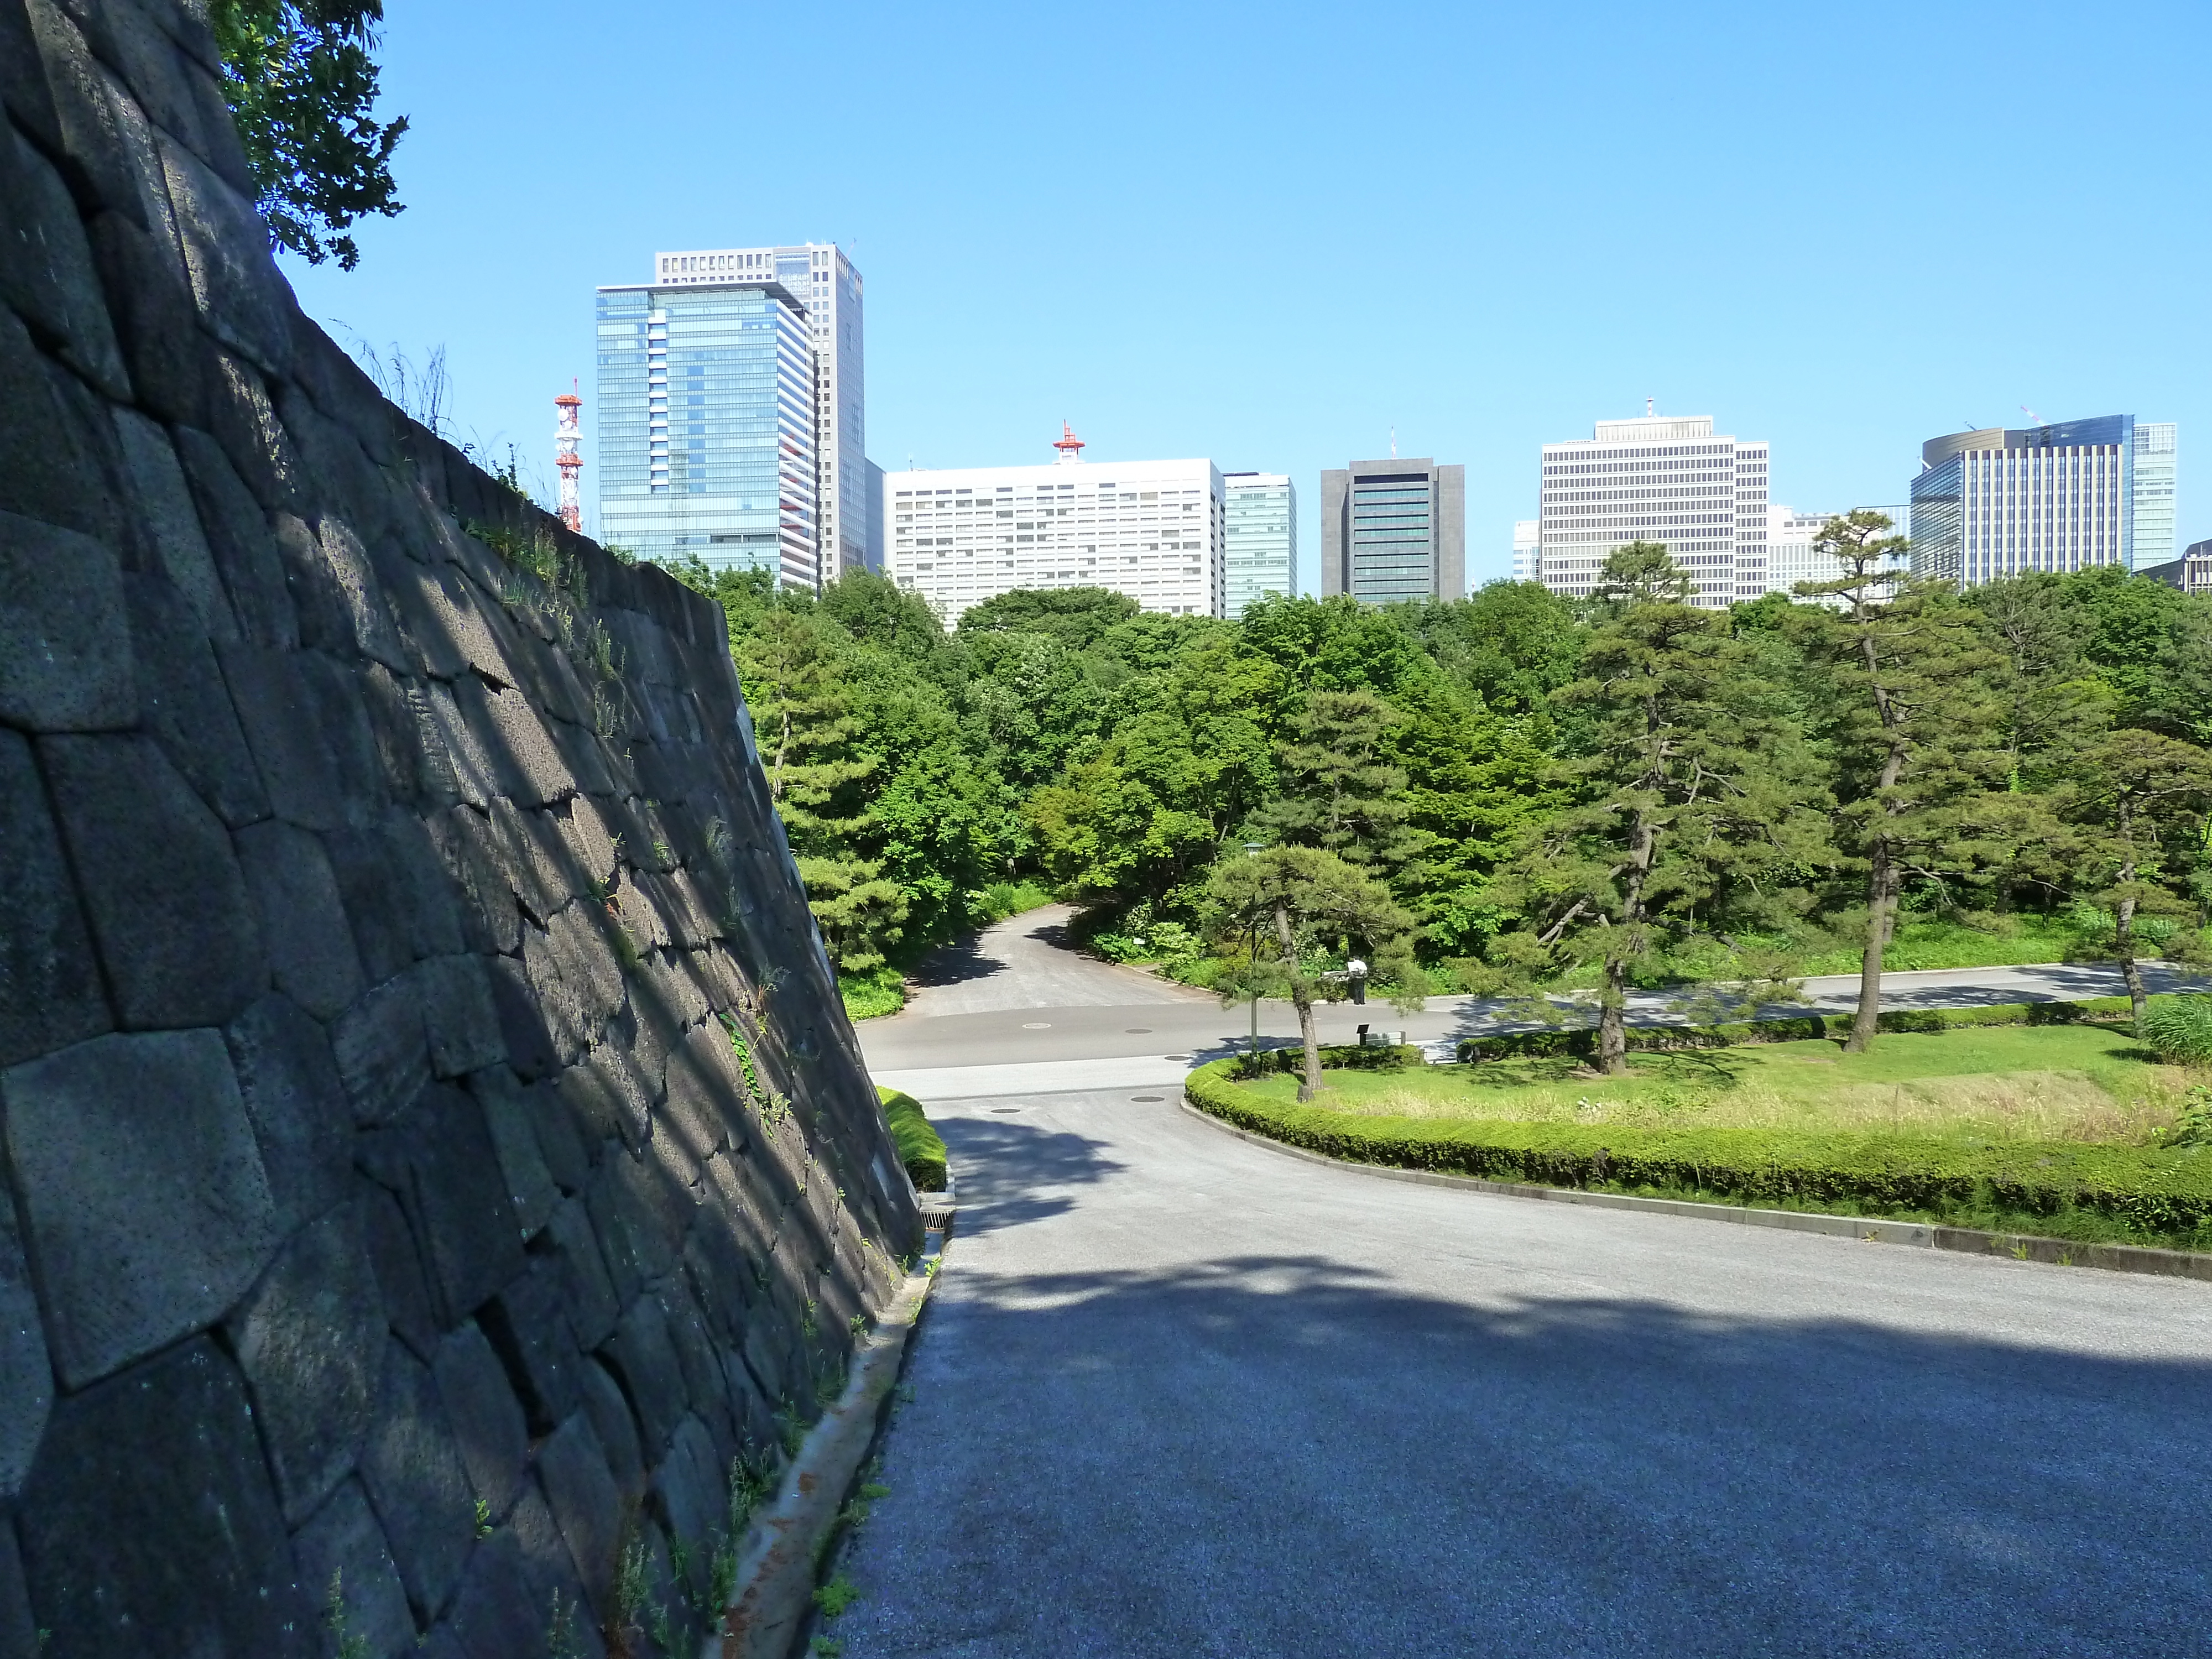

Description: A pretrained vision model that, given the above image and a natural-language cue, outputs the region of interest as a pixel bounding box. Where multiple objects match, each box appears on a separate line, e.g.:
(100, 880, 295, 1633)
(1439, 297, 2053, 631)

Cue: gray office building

(1320, 457, 1465, 603)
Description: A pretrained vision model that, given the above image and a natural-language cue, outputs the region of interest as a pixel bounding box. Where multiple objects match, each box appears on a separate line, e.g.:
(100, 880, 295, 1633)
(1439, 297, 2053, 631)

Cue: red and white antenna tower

(1052, 420, 1086, 465)
(554, 382, 583, 532)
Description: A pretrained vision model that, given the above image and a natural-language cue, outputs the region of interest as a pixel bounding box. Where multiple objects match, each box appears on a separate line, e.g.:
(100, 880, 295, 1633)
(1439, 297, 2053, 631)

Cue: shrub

(1185, 1058, 2212, 1250)
(839, 966, 905, 1021)
(877, 1087, 947, 1191)
(1453, 1000, 2130, 1063)
(2142, 995, 2212, 1066)
(1230, 1043, 1421, 1080)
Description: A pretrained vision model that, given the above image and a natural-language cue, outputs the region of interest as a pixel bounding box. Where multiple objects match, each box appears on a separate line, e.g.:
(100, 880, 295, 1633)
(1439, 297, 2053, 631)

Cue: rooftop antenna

(1052, 421, 1086, 465)
(1389, 425, 1396, 459)
(2020, 404, 2046, 427)
(554, 380, 582, 533)
(1646, 397, 1655, 417)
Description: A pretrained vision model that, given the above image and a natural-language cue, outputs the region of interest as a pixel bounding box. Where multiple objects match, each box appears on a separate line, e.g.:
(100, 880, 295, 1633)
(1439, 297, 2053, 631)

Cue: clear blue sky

(283, 0, 2212, 592)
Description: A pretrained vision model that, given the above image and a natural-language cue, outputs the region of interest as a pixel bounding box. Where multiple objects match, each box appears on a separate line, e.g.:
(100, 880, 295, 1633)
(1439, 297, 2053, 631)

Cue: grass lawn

(1239, 1024, 2198, 1147)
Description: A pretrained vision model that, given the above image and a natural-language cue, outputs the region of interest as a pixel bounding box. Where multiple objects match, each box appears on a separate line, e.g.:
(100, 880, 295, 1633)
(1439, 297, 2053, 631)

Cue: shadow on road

(861, 1250, 2212, 1656)
(936, 1113, 1128, 1233)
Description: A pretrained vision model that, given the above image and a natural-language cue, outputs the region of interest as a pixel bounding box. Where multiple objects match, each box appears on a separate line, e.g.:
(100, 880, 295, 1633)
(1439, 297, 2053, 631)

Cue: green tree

(1204, 847, 1418, 1100)
(1498, 545, 1831, 1074)
(209, 0, 406, 269)
(735, 609, 906, 975)
(1800, 512, 2013, 1051)
(2063, 729, 2212, 1028)
(1252, 689, 1418, 873)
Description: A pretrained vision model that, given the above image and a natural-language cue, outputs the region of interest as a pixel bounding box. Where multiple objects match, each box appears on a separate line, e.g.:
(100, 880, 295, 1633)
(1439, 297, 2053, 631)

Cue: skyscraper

(884, 429, 1225, 623)
(594, 273, 816, 584)
(1319, 458, 1465, 604)
(1908, 416, 2174, 586)
(1222, 472, 1297, 613)
(1512, 519, 1539, 583)
(1535, 414, 1768, 609)
(649, 243, 868, 580)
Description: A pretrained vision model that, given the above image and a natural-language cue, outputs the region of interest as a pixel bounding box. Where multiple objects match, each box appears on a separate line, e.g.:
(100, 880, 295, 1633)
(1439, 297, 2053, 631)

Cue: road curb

(712, 1250, 941, 1658)
(1177, 1096, 2212, 1285)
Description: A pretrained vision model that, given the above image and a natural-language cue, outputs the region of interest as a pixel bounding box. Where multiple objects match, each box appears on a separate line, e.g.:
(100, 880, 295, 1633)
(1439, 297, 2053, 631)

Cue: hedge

(877, 1086, 947, 1192)
(1455, 998, 2135, 1063)
(1185, 1057, 2212, 1248)
(1229, 1042, 1423, 1079)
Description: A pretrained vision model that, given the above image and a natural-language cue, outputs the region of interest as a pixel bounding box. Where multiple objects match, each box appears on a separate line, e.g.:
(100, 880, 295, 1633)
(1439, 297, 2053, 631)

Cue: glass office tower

(1222, 472, 1297, 613)
(1319, 457, 1466, 603)
(595, 278, 816, 585)
(1909, 415, 2168, 585)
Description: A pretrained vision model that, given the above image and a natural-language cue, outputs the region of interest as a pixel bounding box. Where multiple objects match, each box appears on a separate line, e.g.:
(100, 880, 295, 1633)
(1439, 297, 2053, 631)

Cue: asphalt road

(829, 916, 2212, 1656)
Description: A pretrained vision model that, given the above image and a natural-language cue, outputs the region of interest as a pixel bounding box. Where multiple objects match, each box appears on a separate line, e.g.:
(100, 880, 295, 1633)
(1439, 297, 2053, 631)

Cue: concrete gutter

(1181, 1097, 2212, 1285)
(711, 1245, 942, 1659)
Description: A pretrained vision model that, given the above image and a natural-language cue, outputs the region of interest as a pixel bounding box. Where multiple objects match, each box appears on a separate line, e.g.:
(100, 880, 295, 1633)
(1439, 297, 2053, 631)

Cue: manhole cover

(1125, 1027, 1153, 1033)
(1131, 1095, 1165, 1103)
(1164, 1054, 1191, 1061)
(990, 1107, 1022, 1114)
(1021, 1022, 1051, 1030)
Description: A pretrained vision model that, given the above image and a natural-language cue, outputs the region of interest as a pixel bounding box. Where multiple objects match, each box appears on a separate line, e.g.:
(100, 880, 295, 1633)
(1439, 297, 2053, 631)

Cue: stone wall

(0, 2, 920, 1653)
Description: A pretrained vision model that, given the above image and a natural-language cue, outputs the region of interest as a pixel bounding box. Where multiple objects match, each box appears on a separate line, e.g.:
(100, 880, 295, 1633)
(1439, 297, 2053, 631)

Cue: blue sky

(284, 0, 2212, 592)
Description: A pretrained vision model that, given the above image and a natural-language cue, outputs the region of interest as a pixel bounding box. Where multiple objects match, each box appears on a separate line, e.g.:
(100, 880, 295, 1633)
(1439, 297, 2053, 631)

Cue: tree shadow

(931, 1112, 1128, 1234)
(847, 1248, 2212, 1657)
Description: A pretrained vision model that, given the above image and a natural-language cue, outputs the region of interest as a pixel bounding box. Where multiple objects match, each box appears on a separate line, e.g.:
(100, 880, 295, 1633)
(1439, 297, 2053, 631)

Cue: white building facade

(884, 431, 1226, 623)
(1222, 472, 1297, 614)
(653, 243, 869, 579)
(1536, 414, 1769, 608)
(1511, 519, 1538, 582)
(1764, 504, 1911, 601)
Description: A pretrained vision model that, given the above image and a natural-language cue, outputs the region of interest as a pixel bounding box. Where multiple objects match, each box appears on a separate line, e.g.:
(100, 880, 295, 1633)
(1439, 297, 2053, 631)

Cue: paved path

(831, 936, 2212, 1654)
(891, 904, 1212, 1019)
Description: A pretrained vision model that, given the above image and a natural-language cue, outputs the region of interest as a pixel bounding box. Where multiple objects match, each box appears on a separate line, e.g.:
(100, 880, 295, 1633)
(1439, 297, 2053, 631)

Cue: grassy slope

(877, 1087, 947, 1191)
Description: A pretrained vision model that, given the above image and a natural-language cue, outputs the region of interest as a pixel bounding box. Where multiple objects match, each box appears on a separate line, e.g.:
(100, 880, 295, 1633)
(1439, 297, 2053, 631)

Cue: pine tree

(1799, 512, 2014, 1051)
(2064, 729, 2212, 1029)
(1252, 689, 1420, 873)
(1495, 545, 1832, 1074)
(1205, 846, 1417, 1101)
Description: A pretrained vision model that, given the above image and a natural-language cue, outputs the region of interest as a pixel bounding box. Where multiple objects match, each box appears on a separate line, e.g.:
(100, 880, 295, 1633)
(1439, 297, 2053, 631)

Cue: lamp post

(1244, 841, 1264, 1064)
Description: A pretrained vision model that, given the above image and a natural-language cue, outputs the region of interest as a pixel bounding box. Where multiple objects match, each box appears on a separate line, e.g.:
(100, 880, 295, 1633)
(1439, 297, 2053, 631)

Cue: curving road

(831, 918, 2212, 1657)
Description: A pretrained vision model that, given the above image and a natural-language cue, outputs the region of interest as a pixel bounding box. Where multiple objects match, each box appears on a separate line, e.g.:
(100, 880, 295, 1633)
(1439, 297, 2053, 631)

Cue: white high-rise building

(1512, 519, 1539, 582)
(1909, 416, 2173, 585)
(1536, 413, 1769, 609)
(652, 243, 868, 581)
(2134, 422, 2178, 568)
(1222, 473, 1297, 614)
(884, 427, 1225, 624)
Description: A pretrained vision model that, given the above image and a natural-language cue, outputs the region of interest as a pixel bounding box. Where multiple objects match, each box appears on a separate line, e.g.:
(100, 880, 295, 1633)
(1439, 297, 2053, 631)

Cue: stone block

(663, 1021, 743, 1167)
(598, 1293, 686, 1462)
(651, 1415, 723, 1597)
(324, 818, 437, 983)
(359, 1177, 437, 1361)
(456, 675, 578, 808)
(331, 973, 430, 1128)
(0, 1187, 51, 1503)
(290, 1480, 415, 1659)
(507, 1482, 606, 1659)
(224, 991, 352, 1235)
(358, 1338, 476, 1626)
(296, 649, 390, 826)
(0, 1519, 33, 1659)
(0, 505, 133, 733)
(422, 679, 497, 808)
(577, 1357, 644, 1495)
(217, 641, 350, 828)
(82, 207, 202, 426)
(0, 0, 61, 151)
(0, 729, 108, 1069)
(0, 116, 127, 398)
(174, 424, 298, 648)
(656, 1276, 735, 1457)
(315, 517, 412, 673)
(432, 1319, 529, 1521)
(469, 1066, 557, 1241)
(40, 731, 264, 1028)
(15, 1337, 310, 1659)
(533, 1411, 623, 1625)
(80, 0, 211, 158)
(583, 1130, 693, 1308)
(234, 822, 364, 1020)
(423, 805, 521, 957)
(356, 1082, 525, 1330)
(416, 953, 504, 1079)
(125, 567, 274, 831)
(20, 1, 148, 227)
(156, 128, 292, 375)
(112, 411, 233, 635)
(555, 1042, 652, 1156)
(206, 348, 305, 515)
(442, 1528, 547, 1659)
(494, 797, 579, 925)
(527, 915, 620, 1068)
(486, 953, 559, 1082)
(1, 1027, 276, 1386)
(545, 1196, 619, 1350)
(225, 1197, 384, 1522)
(269, 509, 354, 655)
(356, 661, 430, 806)
(478, 1260, 582, 1435)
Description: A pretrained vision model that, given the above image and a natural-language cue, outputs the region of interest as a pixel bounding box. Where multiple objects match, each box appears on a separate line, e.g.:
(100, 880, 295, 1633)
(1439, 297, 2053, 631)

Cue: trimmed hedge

(877, 1086, 947, 1192)
(1455, 998, 2134, 1063)
(1185, 1057, 2212, 1249)
(1230, 1042, 1423, 1079)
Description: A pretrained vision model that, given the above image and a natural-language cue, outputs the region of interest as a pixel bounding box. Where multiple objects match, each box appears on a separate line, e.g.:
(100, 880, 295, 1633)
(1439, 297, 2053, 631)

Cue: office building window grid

(885, 458, 1226, 624)
(1222, 473, 1297, 615)
(1908, 416, 2167, 587)
(1535, 417, 1767, 609)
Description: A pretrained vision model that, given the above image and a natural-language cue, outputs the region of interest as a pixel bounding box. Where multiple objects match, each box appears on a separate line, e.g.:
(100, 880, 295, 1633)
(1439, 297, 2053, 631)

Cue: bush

(1230, 1043, 1421, 1080)
(1453, 1000, 2131, 1063)
(877, 1087, 947, 1192)
(1185, 1059, 2212, 1250)
(2142, 995, 2212, 1066)
(839, 965, 905, 1021)
(973, 880, 1053, 925)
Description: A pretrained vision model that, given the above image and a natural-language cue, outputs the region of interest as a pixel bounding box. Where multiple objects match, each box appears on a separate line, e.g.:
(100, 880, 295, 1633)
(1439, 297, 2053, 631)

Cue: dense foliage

(672, 546, 2212, 1029)
(210, 0, 406, 268)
